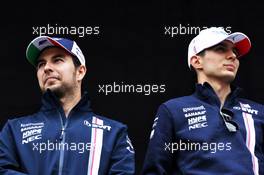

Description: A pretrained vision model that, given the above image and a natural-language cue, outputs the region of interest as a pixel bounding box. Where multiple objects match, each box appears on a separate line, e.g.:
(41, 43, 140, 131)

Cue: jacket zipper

(58, 112, 69, 175)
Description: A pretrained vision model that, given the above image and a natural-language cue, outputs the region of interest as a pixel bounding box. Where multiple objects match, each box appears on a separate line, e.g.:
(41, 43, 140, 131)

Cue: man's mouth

(223, 64, 236, 71)
(44, 77, 59, 84)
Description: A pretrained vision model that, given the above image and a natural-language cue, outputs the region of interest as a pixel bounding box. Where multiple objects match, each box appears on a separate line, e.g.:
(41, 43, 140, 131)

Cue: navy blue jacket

(0, 90, 135, 175)
(142, 82, 264, 175)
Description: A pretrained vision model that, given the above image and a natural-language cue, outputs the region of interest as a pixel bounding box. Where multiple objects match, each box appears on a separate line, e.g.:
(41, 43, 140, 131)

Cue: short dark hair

(196, 49, 206, 57)
(72, 55, 82, 68)
(189, 50, 205, 71)
(190, 49, 206, 75)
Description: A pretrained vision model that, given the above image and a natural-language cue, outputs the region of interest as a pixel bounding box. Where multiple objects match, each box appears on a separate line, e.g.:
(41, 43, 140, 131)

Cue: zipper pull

(60, 127, 65, 140)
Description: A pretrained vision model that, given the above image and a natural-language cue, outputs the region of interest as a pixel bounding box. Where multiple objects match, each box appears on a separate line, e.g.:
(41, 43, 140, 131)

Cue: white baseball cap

(187, 27, 251, 68)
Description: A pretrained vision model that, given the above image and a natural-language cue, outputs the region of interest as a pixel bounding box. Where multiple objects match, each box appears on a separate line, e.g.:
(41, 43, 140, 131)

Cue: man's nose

(43, 62, 53, 73)
(226, 50, 237, 61)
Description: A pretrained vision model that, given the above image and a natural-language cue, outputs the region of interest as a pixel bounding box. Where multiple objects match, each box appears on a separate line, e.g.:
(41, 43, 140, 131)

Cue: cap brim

(226, 32, 251, 58)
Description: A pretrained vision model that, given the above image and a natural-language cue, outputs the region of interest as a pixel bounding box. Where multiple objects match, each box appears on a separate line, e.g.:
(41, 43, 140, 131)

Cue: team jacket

(0, 90, 135, 175)
(142, 82, 264, 175)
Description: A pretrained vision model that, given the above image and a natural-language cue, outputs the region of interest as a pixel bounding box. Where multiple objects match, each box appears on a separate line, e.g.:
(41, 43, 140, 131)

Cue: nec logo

(22, 135, 42, 144)
(189, 122, 208, 130)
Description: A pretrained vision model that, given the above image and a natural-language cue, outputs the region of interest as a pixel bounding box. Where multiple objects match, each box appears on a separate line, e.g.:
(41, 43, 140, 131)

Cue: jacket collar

(40, 89, 92, 112)
(194, 82, 243, 108)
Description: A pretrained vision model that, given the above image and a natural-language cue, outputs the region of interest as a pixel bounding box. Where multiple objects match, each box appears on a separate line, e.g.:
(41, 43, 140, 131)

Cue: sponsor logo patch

(84, 118, 111, 131)
(21, 122, 44, 144)
(182, 105, 208, 130)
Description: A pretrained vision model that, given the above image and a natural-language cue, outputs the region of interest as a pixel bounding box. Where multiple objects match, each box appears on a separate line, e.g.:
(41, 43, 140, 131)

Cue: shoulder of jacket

(91, 114, 127, 129)
(6, 112, 42, 126)
(162, 95, 195, 108)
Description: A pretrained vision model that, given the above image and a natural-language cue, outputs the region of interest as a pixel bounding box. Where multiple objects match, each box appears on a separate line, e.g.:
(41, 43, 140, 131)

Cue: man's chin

(221, 74, 236, 83)
(42, 85, 64, 97)
(43, 85, 59, 92)
(52, 89, 65, 98)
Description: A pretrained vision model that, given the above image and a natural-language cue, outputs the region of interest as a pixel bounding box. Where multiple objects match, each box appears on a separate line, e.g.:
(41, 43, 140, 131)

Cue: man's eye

(37, 62, 45, 69)
(54, 57, 63, 63)
(232, 48, 239, 57)
(213, 45, 227, 52)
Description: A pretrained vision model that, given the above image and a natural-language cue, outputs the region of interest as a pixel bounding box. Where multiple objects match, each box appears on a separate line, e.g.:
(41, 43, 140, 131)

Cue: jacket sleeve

(108, 125, 135, 175)
(0, 120, 28, 175)
(141, 104, 177, 175)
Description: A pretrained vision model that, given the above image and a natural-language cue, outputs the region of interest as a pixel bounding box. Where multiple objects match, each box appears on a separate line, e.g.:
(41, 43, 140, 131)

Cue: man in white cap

(142, 27, 264, 174)
(0, 36, 135, 175)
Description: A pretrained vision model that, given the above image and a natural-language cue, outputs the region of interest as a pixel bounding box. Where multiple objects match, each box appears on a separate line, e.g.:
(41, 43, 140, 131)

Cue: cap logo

(53, 38, 62, 41)
(38, 40, 48, 46)
(192, 39, 197, 53)
(213, 29, 227, 36)
(75, 47, 82, 57)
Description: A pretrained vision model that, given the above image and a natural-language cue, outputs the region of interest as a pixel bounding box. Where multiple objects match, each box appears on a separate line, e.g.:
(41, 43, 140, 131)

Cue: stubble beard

(41, 77, 78, 99)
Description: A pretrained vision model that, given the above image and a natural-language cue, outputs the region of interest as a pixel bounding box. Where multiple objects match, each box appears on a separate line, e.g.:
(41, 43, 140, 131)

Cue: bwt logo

(84, 120, 111, 131)
(240, 103, 258, 115)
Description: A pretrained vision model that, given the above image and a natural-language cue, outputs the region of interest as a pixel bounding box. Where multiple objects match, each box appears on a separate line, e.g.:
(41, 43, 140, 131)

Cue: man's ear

(190, 55, 203, 70)
(76, 65, 87, 82)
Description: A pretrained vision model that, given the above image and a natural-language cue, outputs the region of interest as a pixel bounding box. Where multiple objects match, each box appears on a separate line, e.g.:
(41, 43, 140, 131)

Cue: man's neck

(59, 91, 81, 117)
(198, 78, 231, 108)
